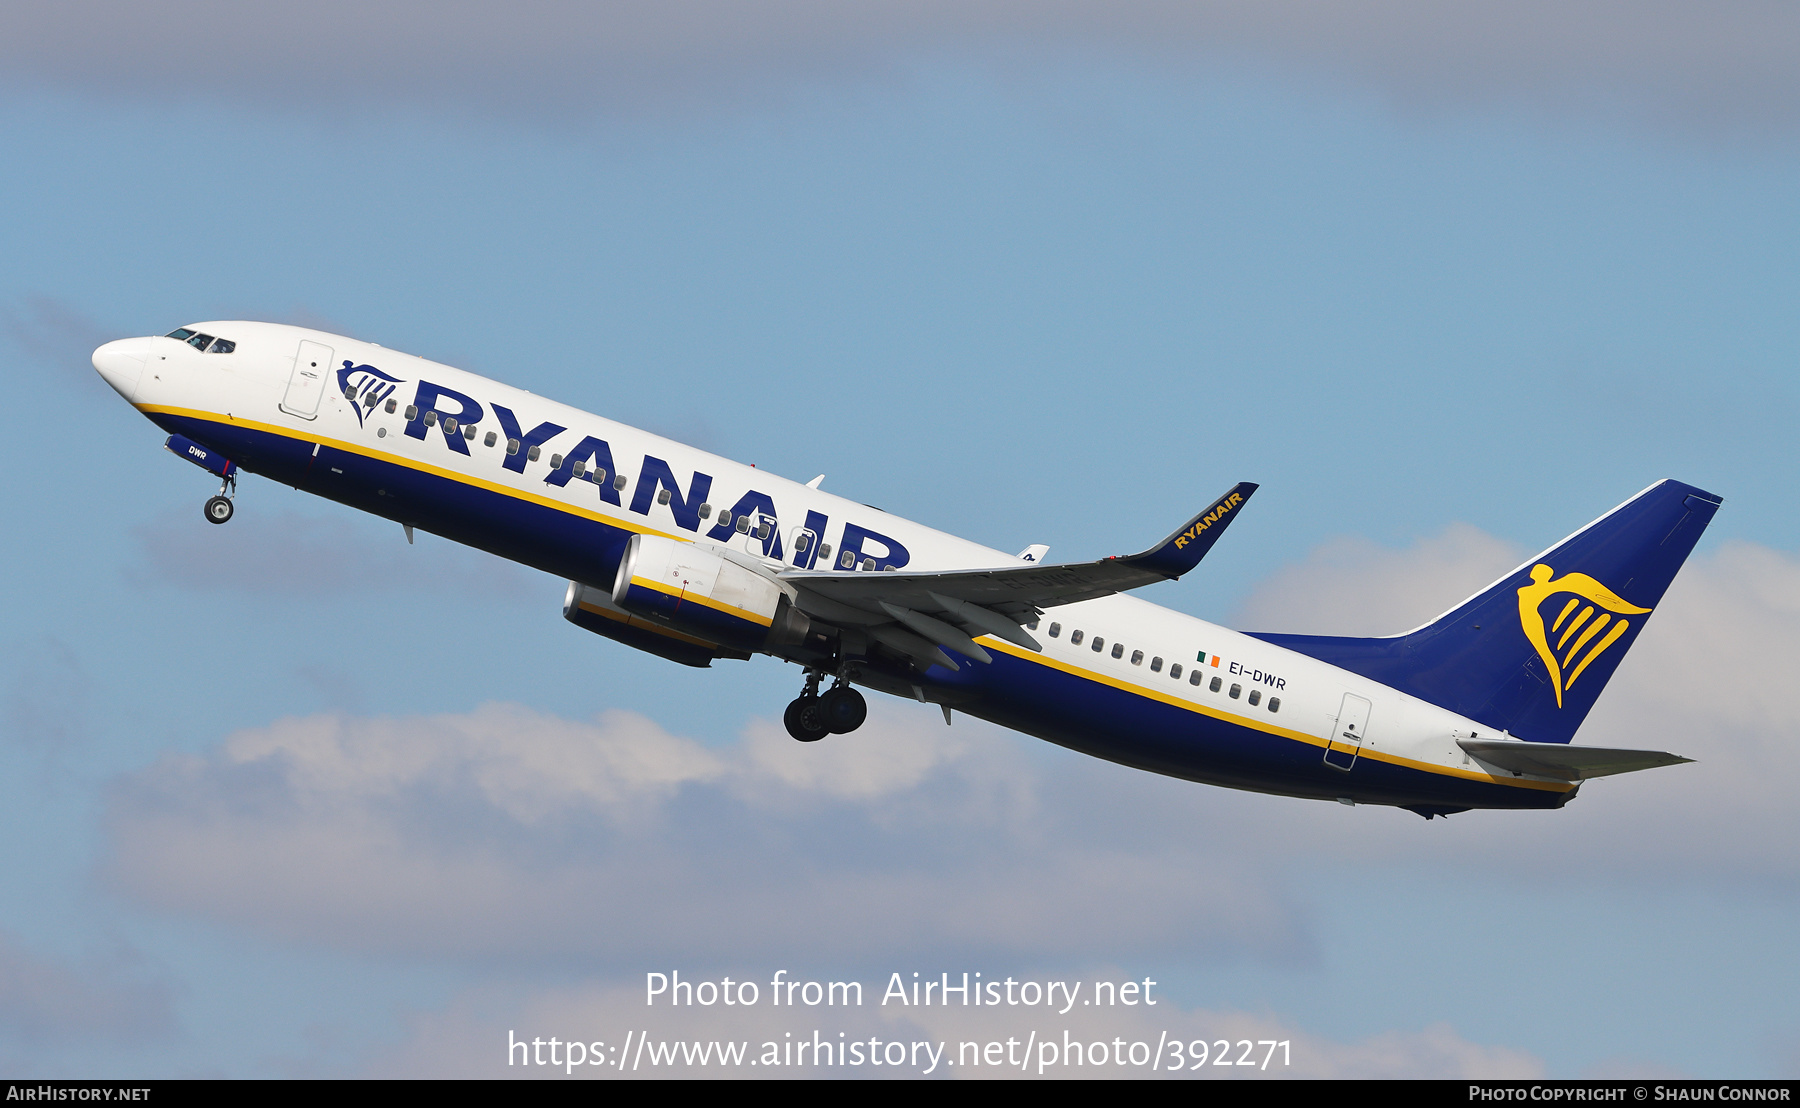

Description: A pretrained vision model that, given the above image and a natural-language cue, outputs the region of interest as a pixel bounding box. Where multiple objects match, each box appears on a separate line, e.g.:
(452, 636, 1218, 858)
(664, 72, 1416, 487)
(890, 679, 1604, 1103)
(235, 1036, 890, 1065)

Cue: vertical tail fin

(1249, 480, 1722, 744)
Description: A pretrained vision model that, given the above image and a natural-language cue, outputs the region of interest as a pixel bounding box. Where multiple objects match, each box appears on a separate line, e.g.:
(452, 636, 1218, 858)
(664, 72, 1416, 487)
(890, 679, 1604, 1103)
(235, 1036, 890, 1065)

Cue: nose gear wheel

(203, 473, 237, 525)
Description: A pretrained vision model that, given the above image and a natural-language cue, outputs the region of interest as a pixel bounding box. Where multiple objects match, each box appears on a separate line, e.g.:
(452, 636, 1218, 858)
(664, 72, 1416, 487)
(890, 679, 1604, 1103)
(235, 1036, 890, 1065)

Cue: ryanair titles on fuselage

(356, 365, 913, 575)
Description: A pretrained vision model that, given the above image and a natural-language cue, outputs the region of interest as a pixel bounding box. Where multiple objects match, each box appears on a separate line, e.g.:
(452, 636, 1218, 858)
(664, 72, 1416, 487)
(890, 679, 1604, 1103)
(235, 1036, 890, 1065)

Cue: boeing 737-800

(92, 322, 1718, 818)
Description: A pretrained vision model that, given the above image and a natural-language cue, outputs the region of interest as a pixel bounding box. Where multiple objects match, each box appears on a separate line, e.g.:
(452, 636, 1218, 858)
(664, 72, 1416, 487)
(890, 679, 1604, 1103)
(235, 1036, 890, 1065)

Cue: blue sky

(1, 3, 1796, 1078)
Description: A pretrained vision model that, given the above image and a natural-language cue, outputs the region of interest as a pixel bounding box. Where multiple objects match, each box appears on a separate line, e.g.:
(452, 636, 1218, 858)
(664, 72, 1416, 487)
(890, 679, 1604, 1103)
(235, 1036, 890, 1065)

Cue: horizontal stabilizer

(1458, 738, 1693, 781)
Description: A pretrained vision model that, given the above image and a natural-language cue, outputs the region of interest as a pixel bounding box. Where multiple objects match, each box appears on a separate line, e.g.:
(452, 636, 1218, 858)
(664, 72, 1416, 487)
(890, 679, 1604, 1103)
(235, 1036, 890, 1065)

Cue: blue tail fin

(1248, 480, 1722, 744)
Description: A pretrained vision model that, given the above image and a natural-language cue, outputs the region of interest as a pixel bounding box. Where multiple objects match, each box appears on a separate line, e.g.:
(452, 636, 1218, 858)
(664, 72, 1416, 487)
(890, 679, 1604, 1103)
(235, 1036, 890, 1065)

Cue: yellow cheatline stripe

(626, 575, 775, 627)
(146, 407, 1567, 794)
(140, 403, 684, 543)
(577, 601, 721, 649)
(981, 640, 1572, 793)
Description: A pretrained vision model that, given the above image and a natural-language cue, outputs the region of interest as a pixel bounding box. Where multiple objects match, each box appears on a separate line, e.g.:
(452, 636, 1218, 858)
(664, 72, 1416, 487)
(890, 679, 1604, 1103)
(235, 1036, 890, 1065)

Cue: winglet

(1120, 482, 1258, 579)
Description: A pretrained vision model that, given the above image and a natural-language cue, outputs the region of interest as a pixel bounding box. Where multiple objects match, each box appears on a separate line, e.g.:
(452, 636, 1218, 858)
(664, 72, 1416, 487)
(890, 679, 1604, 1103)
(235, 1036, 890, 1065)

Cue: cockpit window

(167, 328, 235, 352)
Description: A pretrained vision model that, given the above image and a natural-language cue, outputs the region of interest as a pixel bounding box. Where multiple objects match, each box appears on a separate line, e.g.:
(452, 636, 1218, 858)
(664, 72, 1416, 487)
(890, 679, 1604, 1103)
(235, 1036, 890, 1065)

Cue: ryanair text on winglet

(1171, 492, 1245, 550)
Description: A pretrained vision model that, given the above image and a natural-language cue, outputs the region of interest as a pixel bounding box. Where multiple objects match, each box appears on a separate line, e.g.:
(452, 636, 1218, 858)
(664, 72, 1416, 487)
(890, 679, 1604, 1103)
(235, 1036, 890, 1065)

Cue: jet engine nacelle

(612, 533, 811, 653)
(563, 580, 749, 668)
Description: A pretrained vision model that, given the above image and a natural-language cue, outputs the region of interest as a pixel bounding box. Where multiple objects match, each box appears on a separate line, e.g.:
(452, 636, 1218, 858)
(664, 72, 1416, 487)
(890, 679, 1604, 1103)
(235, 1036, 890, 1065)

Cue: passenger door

(280, 340, 335, 419)
(1324, 693, 1371, 772)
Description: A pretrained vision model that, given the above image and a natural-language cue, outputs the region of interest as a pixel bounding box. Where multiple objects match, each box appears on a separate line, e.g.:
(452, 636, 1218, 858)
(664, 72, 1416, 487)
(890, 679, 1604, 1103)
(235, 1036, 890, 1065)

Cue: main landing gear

(203, 473, 236, 525)
(783, 670, 867, 743)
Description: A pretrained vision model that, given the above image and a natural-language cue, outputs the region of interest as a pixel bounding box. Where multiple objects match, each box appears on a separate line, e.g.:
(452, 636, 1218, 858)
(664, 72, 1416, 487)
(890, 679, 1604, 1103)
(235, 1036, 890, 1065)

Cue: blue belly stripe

(146, 406, 1573, 813)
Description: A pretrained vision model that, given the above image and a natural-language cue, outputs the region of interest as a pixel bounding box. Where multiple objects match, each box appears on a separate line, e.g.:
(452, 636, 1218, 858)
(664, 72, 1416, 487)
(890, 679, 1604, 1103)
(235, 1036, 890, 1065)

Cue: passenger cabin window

(343, 385, 358, 400)
(1189, 670, 1202, 686)
(463, 424, 476, 440)
(592, 467, 607, 483)
(657, 489, 672, 505)
(1268, 698, 1281, 713)
(485, 432, 498, 448)
(735, 516, 750, 534)
(1229, 683, 1241, 699)
(1026, 619, 1039, 630)
(1130, 650, 1144, 665)
(1091, 637, 1105, 653)
(793, 531, 810, 551)
(1048, 623, 1061, 638)
(861, 557, 876, 571)
(208, 338, 235, 354)
(550, 453, 562, 469)
(1150, 656, 1162, 672)
(698, 503, 713, 518)
(1070, 630, 1084, 645)
(1110, 643, 1124, 659)
(1169, 663, 1182, 679)
(505, 438, 519, 454)
(442, 417, 457, 433)
(757, 521, 771, 539)
(1210, 676, 1222, 692)
(405, 405, 418, 420)
(613, 474, 628, 491)
(839, 550, 854, 569)
(1248, 690, 1261, 706)
(386, 399, 397, 414)
(527, 445, 541, 461)
(817, 543, 830, 559)
(571, 459, 586, 477)
(424, 411, 438, 427)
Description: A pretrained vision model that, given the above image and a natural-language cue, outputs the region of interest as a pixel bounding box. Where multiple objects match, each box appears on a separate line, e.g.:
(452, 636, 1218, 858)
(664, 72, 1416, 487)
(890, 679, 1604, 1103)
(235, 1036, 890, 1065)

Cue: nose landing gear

(203, 473, 236, 525)
(162, 435, 240, 525)
(783, 669, 868, 742)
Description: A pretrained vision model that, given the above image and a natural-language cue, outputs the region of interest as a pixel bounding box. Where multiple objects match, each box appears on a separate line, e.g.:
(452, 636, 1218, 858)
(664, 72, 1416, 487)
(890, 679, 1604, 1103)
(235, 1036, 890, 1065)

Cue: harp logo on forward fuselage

(335, 362, 405, 427)
(1516, 565, 1651, 708)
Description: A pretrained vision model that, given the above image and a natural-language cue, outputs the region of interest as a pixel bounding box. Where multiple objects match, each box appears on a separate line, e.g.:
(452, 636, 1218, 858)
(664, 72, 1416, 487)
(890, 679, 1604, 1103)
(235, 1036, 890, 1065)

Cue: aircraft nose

(92, 337, 150, 401)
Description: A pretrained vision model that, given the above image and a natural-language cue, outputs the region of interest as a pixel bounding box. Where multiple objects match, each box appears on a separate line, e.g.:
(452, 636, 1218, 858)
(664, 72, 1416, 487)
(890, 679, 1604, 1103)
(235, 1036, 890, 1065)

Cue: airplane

(92, 321, 1720, 818)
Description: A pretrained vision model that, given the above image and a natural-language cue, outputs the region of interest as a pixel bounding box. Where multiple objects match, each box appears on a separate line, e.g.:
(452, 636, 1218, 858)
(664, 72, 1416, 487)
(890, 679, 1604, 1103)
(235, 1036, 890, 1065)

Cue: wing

(780, 482, 1256, 671)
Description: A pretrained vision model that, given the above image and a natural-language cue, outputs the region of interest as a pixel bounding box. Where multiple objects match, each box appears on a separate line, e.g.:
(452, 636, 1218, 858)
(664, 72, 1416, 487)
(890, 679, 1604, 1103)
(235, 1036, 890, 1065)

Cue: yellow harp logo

(1516, 565, 1651, 708)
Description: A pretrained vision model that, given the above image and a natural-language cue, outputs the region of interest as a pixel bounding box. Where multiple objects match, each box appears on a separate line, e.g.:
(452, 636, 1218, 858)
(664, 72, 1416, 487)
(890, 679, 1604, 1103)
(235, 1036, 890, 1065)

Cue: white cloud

(1230, 521, 1524, 637)
(1, 3, 1795, 132)
(0, 930, 172, 1045)
(1226, 529, 1800, 883)
(98, 533, 1800, 984)
(101, 700, 1303, 965)
(363, 977, 1541, 1078)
